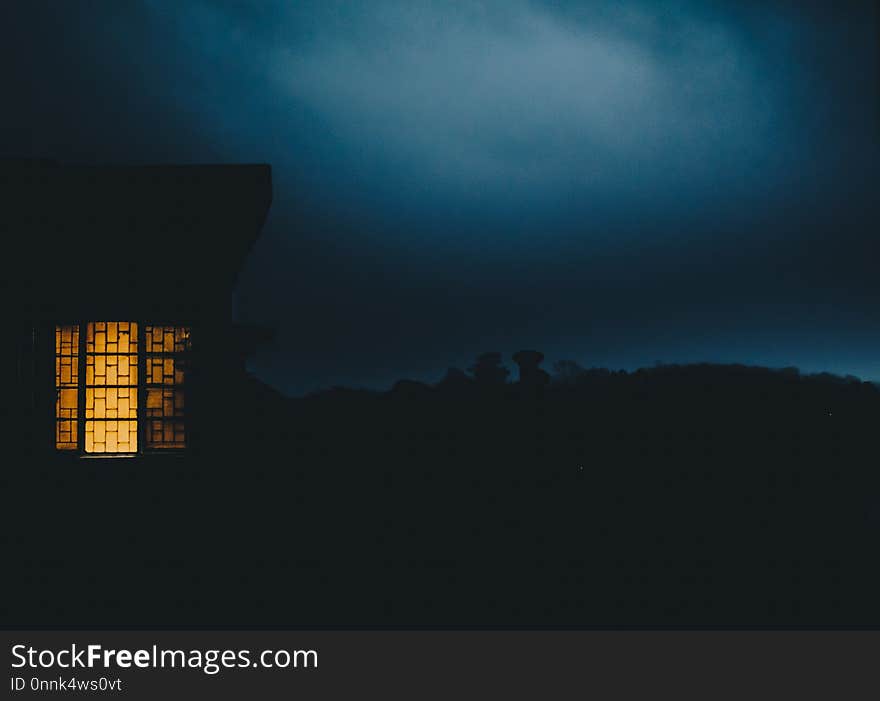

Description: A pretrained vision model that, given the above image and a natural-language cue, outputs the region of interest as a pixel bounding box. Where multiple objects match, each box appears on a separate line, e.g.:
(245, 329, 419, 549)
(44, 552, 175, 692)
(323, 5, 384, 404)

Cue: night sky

(4, 1, 879, 395)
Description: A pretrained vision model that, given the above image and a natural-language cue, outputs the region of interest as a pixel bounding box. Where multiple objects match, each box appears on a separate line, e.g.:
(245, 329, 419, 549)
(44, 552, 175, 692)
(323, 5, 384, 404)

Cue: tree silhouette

(513, 350, 550, 387)
(469, 352, 510, 386)
(437, 367, 472, 392)
(552, 359, 586, 384)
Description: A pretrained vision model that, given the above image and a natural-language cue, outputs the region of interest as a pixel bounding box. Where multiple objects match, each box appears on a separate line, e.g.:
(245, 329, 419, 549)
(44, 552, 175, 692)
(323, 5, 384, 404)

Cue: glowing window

(144, 325, 190, 450)
(84, 321, 139, 454)
(55, 325, 79, 450)
(54, 322, 190, 455)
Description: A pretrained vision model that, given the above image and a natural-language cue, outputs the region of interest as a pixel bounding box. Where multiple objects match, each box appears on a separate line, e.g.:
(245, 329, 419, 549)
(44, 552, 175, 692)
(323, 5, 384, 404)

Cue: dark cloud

(4, 1, 879, 393)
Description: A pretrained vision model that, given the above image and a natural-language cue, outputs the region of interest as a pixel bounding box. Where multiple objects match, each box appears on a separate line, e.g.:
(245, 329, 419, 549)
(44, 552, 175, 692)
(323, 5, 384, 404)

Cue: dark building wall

(2, 160, 272, 462)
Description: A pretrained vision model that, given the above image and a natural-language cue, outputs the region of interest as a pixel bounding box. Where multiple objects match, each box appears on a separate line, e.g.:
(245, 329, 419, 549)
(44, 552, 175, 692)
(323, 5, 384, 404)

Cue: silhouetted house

(3, 160, 272, 460)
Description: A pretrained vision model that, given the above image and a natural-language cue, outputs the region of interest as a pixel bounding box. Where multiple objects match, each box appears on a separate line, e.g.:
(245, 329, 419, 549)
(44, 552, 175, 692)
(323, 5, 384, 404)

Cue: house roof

(2, 160, 272, 319)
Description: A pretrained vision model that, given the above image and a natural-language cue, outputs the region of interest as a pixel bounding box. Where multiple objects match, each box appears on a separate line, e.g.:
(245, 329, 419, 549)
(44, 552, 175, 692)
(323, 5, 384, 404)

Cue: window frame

(54, 320, 191, 457)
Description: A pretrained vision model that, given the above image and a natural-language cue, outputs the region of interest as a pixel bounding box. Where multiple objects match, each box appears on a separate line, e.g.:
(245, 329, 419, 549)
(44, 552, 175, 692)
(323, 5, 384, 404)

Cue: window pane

(144, 325, 189, 449)
(55, 325, 79, 450)
(85, 419, 138, 454)
(84, 322, 138, 454)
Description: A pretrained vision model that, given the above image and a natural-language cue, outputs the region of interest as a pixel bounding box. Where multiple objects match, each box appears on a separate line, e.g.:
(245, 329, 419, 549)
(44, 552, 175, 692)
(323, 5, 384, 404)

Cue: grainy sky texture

(3, 1, 879, 393)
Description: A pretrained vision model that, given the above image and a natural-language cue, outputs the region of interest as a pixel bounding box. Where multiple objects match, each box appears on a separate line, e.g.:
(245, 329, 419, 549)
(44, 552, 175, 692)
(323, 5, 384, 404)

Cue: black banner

(3, 631, 878, 699)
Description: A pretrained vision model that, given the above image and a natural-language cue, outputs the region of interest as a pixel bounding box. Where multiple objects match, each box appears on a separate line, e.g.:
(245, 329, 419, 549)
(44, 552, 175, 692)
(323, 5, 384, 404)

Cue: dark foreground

(5, 364, 880, 627)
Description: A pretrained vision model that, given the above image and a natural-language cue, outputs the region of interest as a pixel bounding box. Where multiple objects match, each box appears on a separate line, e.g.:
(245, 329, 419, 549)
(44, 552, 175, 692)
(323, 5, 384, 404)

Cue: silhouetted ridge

(10, 352, 880, 627)
(301, 359, 877, 404)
